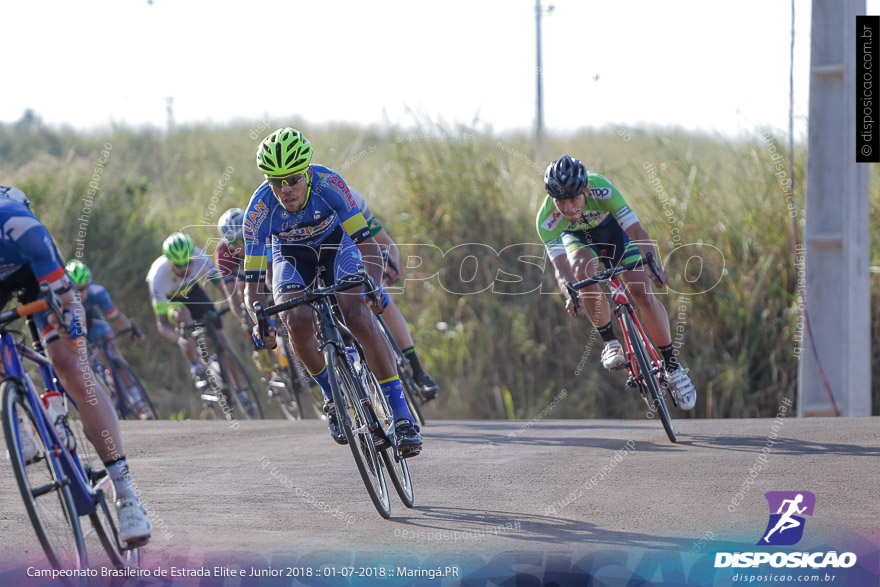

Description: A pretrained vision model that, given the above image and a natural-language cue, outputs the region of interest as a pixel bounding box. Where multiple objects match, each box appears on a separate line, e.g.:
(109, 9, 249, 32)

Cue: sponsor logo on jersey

(277, 216, 336, 242)
(329, 174, 356, 210)
(589, 187, 612, 199)
(243, 199, 269, 240)
(541, 210, 563, 231)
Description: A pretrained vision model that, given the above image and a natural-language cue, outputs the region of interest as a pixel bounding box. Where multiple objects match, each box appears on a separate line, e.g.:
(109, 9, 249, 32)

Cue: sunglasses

(267, 172, 308, 188)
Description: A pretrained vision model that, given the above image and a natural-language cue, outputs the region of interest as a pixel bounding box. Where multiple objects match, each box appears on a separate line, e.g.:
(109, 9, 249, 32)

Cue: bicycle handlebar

(179, 307, 231, 338)
(565, 253, 662, 314)
(0, 283, 65, 331)
(253, 267, 377, 340)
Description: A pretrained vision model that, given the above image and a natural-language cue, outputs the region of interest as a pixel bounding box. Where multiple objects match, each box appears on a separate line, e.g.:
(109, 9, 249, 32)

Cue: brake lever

(253, 301, 267, 340)
(358, 267, 380, 307)
(645, 252, 664, 285)
(39, 283, 66, 329)
(565, 282, 581, 315)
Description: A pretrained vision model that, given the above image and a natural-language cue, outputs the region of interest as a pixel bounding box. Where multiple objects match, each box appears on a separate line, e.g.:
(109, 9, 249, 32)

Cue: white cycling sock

(104, 457, 136, 501)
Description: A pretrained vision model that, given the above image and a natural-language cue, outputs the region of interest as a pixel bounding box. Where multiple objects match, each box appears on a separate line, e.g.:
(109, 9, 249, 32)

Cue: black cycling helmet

(544, 154, 588, 200)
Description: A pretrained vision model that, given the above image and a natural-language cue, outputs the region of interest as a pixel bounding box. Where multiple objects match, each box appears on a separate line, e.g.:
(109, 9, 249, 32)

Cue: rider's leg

(568, 248, 612, 327)
(622, 270, 672, 349)
(169, 304, 199, 363)
(382, 296, 440, 396)
(568, 248, 626, 369)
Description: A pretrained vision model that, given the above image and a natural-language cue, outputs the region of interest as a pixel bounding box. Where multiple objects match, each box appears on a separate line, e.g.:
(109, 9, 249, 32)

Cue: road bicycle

(89, 327, 157, 420)
(254, 268, 414, 518)
(567, 253, 678, 443)
(181, 307, 264, 420)
(1, 284, 140, 569)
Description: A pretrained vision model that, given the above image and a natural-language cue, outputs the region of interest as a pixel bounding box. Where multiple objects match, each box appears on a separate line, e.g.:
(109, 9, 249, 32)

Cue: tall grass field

(1, 115, 877, 419)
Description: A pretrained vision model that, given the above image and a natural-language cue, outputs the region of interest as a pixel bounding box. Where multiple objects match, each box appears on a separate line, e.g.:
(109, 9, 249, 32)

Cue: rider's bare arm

(372, 228, 402, 281)
(355, 236, 385, 289)
(624, 222, 668, 285)
(155, 315, 179, 343)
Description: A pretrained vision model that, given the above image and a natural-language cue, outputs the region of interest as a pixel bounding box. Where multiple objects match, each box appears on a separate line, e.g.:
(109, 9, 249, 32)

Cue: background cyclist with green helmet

(67, 260, 145, 347)
(536, 154, 696, 410)
(67, 260, 148, 414)
(146, 232, 229, 389)
(244, 127, 422, 457)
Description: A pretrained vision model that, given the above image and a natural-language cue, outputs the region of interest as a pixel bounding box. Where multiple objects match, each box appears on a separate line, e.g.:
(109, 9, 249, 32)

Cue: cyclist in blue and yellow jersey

(146, 232, 231, 389)
(0, 185, 151, 546)
(244, 128, 422, 457)
(535, 155, 696, 410)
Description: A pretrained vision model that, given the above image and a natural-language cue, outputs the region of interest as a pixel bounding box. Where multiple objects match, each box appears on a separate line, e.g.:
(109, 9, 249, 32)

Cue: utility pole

(166, 97, 175, 132)
(799, 0, 870, 416)
(535, 0, 553, 162)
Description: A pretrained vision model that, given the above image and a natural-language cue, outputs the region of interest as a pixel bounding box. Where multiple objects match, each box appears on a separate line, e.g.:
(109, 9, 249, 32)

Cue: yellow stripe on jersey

(341, 213, 368, 237)
(244, 254, 269, 272)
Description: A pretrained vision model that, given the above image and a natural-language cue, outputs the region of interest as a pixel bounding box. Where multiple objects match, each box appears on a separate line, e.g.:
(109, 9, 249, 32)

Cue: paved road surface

(1, 417, 877, 576)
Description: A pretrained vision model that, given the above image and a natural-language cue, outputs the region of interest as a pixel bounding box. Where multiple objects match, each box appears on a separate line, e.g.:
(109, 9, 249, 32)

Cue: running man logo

(757, 491, 816, 546)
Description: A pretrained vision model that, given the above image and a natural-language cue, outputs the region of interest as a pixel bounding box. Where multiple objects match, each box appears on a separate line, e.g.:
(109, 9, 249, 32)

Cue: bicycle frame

(2, 322, 106, 516)
(604, 276, 666, 388)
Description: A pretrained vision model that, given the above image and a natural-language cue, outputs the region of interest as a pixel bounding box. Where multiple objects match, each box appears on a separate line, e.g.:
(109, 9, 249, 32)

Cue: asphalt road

(1, 416, 878, 576)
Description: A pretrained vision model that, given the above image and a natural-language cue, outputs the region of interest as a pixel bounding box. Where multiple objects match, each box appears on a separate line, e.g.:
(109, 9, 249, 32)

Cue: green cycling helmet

(256, 127, 313, 177)
(66, 259, 91, 288)
(163, 232, 194, 266)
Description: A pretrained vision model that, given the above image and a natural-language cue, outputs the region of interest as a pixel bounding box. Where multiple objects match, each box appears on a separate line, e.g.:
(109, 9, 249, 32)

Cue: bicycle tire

(111, 359, 158, 420)
(218, 349, 264, 420)
(398, 366, 426, 427)
(326, 347, 391, 518)
(66, 398, 140, 569)
(623, 310, 676, 443)
(364, 369, 414, 507)
(2, 380, 86, 570)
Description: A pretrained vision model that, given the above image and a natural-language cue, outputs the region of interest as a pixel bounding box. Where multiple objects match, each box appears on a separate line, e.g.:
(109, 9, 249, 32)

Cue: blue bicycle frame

(2, 325, 108, 516)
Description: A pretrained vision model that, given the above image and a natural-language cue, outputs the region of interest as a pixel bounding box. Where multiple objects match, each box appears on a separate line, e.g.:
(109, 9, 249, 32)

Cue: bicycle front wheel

(2, 380, 86, 569)
(218, 350, 264, 420)
(623, 310, 676, 443)
(365, 370, 414, 508)
(327, 348, 391, 518)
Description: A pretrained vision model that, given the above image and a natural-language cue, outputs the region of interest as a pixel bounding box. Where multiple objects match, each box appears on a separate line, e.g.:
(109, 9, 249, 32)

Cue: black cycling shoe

(323, 401, 348, 445)
(394, 418, 422, 458)
(413, 371, 440, 401)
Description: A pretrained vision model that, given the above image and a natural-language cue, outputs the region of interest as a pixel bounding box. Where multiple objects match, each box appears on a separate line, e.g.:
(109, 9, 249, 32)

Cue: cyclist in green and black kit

(536, 154, 696, 410)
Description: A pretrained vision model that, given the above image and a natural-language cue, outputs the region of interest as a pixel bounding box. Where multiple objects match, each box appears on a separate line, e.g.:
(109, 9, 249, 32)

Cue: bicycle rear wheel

(623, 310, 676, 443)
(327, 348, 391, 518)
(111, 360, 158, 420)
(2, 380, 86, 569)
(398, 365, 426, 427)
(365, 369, 414, 508)
(218, 350, 264, 420)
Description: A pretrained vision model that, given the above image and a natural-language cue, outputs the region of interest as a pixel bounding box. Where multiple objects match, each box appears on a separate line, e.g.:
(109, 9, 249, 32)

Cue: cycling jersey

(349, 189, 383, 236)
(81, 282, 120, 343)
(243, 164, 372, 283)
(215, 240, 244, 283)
(145, 248, 221, 316)
(535, 172, 639, 261)
(0, 199, 77, 343)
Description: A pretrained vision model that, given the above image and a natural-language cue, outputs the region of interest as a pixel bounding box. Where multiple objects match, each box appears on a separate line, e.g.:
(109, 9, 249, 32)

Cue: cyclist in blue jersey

(0, 186, 151, 546)
(66, 260, 148, 415)
(244, 128, 422, 456)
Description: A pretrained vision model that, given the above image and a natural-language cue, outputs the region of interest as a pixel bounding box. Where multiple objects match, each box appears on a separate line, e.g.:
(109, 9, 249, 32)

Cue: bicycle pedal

(399, 445, 421, 459)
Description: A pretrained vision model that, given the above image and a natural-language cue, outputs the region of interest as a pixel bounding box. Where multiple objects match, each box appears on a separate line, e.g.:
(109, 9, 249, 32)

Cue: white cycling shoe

(116, 498, 152, 546)
(667, 367, 697, 410)
(601, 340, 626, 370)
